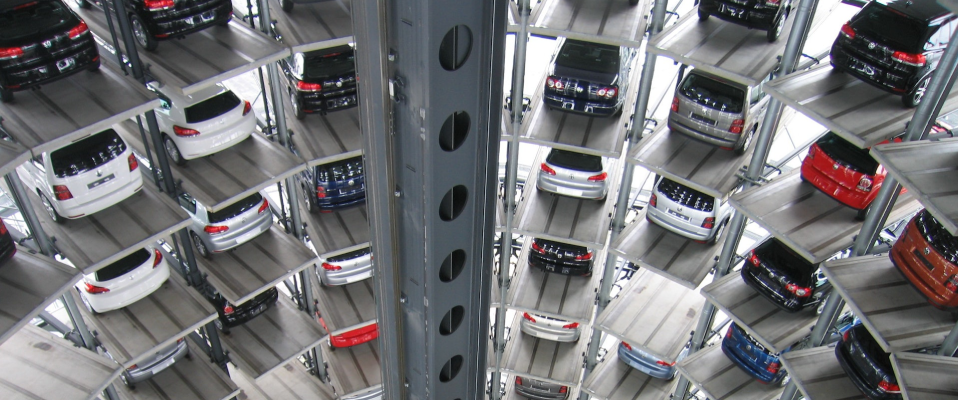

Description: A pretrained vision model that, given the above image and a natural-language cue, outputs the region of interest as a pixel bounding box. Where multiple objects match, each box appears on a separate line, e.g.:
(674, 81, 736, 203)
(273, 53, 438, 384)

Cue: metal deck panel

(891, 352, 958, 400)
(765, 64, 958, 149)
(821, 255, 955, 353)
(610, 216, 722, 289)
(312, 267, 377, 337)
(27, 183, 191, 275)
(501, 316, 589, 386)
(701, 273, 819, 354)
(0, 139, 30, 178)
(301, 204, 370, 258)
(287, 107, 363, 167)
(581, 350, 677, 400)
(942, 0, 958, 14)
(527, 0, 649, 47)
(261, 0, 353, 53)
(75, 273, 217, 369)
(0, 325, 121, 400)
(197, 224, 318, 305)
(115, 340, 240, 400)
(321, 339, 383, 399)
(872, 138, 958, 236)
(780, 346, 867, 400)
(505, 241, 602, 323)
(0, 62, 159, 155)
(227, 360, 335, 400)
(596, 269, 704, 364)
(730, 169, 920, 263)
(0, 250, 81, 347)
(676, 344, 782, 400)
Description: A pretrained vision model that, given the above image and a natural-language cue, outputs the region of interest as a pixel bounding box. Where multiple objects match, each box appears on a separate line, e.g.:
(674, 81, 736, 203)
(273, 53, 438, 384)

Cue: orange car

(891, 209, 958, 308)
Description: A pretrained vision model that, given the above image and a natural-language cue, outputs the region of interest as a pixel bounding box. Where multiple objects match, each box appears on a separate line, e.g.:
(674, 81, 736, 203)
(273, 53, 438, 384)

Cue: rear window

(0, 0, 74, 41)
(185, 91, 241, 123)
(657, 178, 715, 212)
(545, 149, 603, 172)
(533, 237, 588, 254)
(815, 132, 879, 174)
(50, 129, 127, 178)
(208, 192, 263, 223)
(327, 246, 371, 263)
(555, 40, 619, 75)
(851, 2, 932, 53)
(317, 156, 364, 183)
(754, 239, 816, 280)
(679, 73, 745, 113)
(916, 209, 958, 264)
(303, 50, 356, 79)
(852, 325, 893, 371)
(95, 249, 151, 282)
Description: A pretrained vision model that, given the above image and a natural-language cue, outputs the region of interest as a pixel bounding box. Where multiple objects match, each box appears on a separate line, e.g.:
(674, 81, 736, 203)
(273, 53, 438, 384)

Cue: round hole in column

(438, 25, 473, 71)
(440, 249, 466, 282)
(439, 305, 464, 336)
(439, 185, 468, 221)
(439, 354, 463, 382)
(439, 111, 470, 152)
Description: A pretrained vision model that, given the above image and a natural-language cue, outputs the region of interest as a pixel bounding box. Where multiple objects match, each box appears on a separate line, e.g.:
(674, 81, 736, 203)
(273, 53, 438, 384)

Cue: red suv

(891, 209, 958, 309)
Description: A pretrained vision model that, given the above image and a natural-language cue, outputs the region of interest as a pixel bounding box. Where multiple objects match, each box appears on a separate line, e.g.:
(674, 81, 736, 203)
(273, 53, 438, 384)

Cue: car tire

(698, 6, 709, 21)
(218, 14, 232, 27)
(130, 14, 158, 51)
(291, 91, 305, 120)
(902, 75, 931, 108)
(39, 192, 64, 223)
(88, 58, 100, 72)
(767, 9, 787, 43)
(78, 289, 98, 314)
(190, 231, 211, 259)
(855, 203, 871, 221)
(214, 318, 230, 335)
(163, 135, 187, 166)
(0, 88, 12, 103)
(119, 373, 133, 389)
(708, 219, 728, 245)
(735, 126, 755, 156)
(302, 184, 317, 214)
(280, 0, 294, 12)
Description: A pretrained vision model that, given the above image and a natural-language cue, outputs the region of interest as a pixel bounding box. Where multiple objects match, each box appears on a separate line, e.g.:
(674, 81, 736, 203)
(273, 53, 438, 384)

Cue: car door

(177, 192, 203, 229)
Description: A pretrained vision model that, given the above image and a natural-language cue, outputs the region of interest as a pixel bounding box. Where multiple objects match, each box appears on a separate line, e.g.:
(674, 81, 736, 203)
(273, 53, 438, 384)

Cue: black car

(280, 45, 357, 119)
(528, 237, 594, 276)
(0, 217, 16, 267)
(120, 0, 232, 51)
(741, 238, 830, 312)
(543, 38, 635, 117)
(830, 0, 956, 107)
(835, 324, 902, 400)
(300, 155, 365, 213)
(204, 285, 278, 332)
(0, 0, 99, 102)
(697, 0, 792, 42)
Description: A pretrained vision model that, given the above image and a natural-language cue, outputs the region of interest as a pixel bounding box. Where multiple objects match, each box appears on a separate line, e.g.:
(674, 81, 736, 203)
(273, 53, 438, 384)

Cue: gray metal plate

(581, 350, 677, 400)
(242, 0, 353, 53)
(501, 315, 589, 386)
(219, 295, 326, 379)
(301, 204, 370, 258)
(321, 338, 383, 399)
(528, 0, 649, 47)
(942, 0, 958, 14)
(821, 254, 955, 353)
(227, 360, 335, 400)
(872, 138, 958, 236)
(505, 241, 602, 324)
(114, 340, 240, 400)
(730, 169, 920, 263)
(197, 224, 318, 305)
(0, 139, 30, 179)
(311, 266, 377, 337)
(75, 273, 217, 369)
(0, 250, 81, 347)
(610, 216, 722, 289)
(891, 352, 958, 400)
(676, 344, 782, 400)
(780, 346, 868, 400)
(596, 269, 704, 364)
(701, 273, 818, 354)
(0, 325, 120, 400)
(287, 107, 363, 167)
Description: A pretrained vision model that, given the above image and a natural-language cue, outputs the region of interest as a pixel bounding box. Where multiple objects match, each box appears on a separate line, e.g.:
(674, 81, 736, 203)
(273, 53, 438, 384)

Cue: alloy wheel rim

(915, 78, 929, 104)
(132, 20, 148, 47)
(193, 234, 207, 256)
(41, 195, 56, 221)
(165, 138, 181, 162)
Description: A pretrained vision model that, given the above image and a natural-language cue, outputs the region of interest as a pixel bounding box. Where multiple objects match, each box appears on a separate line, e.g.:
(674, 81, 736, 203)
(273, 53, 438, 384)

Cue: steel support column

(4, 173, 54, 255)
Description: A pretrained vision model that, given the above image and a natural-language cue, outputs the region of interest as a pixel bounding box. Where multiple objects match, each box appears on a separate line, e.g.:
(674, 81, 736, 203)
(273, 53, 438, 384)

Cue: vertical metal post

(4, 173, 54, 255)
(134, 115, 161, 185)
(100, 1, 126, 74)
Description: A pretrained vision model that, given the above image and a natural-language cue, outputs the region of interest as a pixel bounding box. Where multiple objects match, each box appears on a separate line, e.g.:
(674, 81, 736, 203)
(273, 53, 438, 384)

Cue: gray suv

(646, 176, 732, 244)
(178, 191, 273, 258)
(669, 69, 770, 154)
(536, 148, 609, 200)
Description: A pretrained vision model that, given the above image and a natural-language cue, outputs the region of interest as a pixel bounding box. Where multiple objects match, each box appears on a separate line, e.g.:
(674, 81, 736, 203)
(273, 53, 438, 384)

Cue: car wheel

(290, 91, 305, 120)
(214, 318, 230, 334)
(163, 135, 186, 166)
(280, 0, 294, 12)
(0, 87, 13, 103)
(190, 231, 211, 259)
(39, 193, 64, 223)
(302, 184, 317, 214)
(88, 58, 100, 72)
(735, 126, 755, 156)
(767, 10, 787, 42)
(119, 373, 133, 389)
(708, 219, 727, 245)
(902, 75, 931, 108)
(855, 203, 871, 221)
(218, 14, 231, 27)
(130, 14, 158, 51)
(78, 289, 98, 314)
(697, 6, 709, 21)
(779, 373, 791, 387)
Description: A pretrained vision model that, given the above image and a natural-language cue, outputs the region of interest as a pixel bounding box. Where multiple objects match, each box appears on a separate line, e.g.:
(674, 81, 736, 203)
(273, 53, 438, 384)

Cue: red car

(320, 318, 379, 348)
(891, 209, 958, 309)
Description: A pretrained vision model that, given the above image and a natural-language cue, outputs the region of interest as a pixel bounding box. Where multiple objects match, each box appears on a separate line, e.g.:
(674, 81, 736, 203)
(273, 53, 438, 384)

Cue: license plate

(667, 209, 690, 221)
(545, 264, 556, 272)
(562, 101, 575, 109)
(345, 274, 368, 284)
(150, 357, 176, 374)
(212, 131, 242, 148)
(87, 173, 116, 189)
(536, 333, 560, 341)
(235, 230, 260, 245)
(252, 303, 268, 316)
(56, 57, 75, 72)
(848, 58, 876, 77)
(555, 186, 582, 197)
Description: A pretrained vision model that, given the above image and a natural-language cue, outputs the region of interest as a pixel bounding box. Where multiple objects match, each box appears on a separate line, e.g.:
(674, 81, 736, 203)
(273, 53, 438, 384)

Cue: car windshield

(95, 248, 151, 281)
(555, 40, 619, 74)
(0, 0, 74, 41)
(304, 50, 356, 79)
(679, 73, 745, 113)
(185, 91, 241, 123)
(815, 132, 879, 174)
(208, 192, 263, 223)
(50, 129, 127, 178)
(851, 2, 931, 53)
(916, 209, 958, 264)
(545, 149, 603, 172)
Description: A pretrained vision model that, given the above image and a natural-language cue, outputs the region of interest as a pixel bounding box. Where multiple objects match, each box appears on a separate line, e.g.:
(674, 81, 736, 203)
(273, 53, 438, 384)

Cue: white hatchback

(150, 83, 255, 165)
(76, 246, 170, 313)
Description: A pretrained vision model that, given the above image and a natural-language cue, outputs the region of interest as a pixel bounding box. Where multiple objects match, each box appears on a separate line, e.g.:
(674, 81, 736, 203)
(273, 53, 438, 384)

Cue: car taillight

(522, 312, 536, 323)
(671, 97, 679, 112)
(531, 241, 546, 254)
(766, 361, 780, 374)
(622, 342, 632, 351)
(540, 163, 556, 176)
(153, 248, 163, 268)
(892, 51, 926, 67)
(546, 76, 556, 88)
(729, 119, 745, 134)
(785, 283, 812, 298)
(0, 218, 7, 235)
(322, 262, 342, 271)
(749, 250, 760, 266)
(575, 251, 593, 261)
(242, 100, 252, 116)
(878, 379, 901, 393)
(296, 80, 323, 92)
(840, 23, 855, 40)
(173, 125, 200, 137)
(144, 0, 174, 10)
(515, 376, 523, 385)
(765, 0, 779, 4)
(857, 176, 873, 192)
(588, 172, 607, 182)
(84, 282, 110, 294)
(316, 186, 327, 198)
(656, 360, 677, 366)
(702, 217, 715, 229)
(68, 21, 90, 40)
(562, 322, 579, 329)
(128, 154, 138, 171)
(649, 193, 657, 207)
(127, 364, 138, 370)
(559, 386, 568, 394)
(177, 337, 185, 343)
(596, 86, 617, 99)
(843, 330, 850, 341)
(0, 47, 24, 61)
(53, 185, 73, 201)
(258, 199, 269, 214)
(946, 275, 958, 293)
(204, 225, 229, 234)
(223, 305, 234, 315)
(726, 326, 733, 338)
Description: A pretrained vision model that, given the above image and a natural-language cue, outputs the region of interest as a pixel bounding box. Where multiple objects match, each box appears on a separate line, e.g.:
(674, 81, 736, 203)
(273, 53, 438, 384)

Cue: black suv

(203, 285, 278, 333)
(543, 38, 635, 117)
(697, 0, 792, 42)
(835, 324, 903, 400)
(528, 237, 594, 276)
(280, 44, 357, 119)
(300, 155, 365, 213)
(0, 0, 99, 102)
(116, 0, 232, 51)
(830, 0, 956, 107)
(741, 238, 830, 313)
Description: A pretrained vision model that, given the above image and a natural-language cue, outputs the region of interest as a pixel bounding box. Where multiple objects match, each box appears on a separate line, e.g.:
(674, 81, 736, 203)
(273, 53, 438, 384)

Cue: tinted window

(754, 239, 816, 284)
(50, 129, 127, 178)
(657, 178, 715, 212)
(303, 50, 356, 79)
(680, 73, 745, 113)
(545, 149, 603, 172)
(555, 40, 619, 74)
(95, 248, 151, 281)
(208, 192, 263, 223)
(0, 0, 75, 41)
(916, 209, 958, 264)
(317, 156, 364, 183)
(185, 91, 241, 123)
(327, 246, 371, 263)
(851, 2, 933, 53)
(815, 132, 879, 174)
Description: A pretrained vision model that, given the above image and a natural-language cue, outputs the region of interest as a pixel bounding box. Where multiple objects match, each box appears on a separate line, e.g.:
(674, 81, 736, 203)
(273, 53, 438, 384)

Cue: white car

(519, 312, 581, 342)
(150, 83, 255, 165)
(76, 246, 170, 313)
(16, 128, 143, 222)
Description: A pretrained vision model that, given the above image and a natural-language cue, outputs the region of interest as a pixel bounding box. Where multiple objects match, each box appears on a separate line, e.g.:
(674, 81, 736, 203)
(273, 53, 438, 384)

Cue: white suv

(75, 246, 170, 313)
(646, 176, 732, 244)
(17, 128, 143, 222)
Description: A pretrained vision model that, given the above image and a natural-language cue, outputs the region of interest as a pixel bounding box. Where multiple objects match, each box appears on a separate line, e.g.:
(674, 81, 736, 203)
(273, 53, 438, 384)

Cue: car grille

(657, 179, 714, 212)
(916, 210, 958, 264)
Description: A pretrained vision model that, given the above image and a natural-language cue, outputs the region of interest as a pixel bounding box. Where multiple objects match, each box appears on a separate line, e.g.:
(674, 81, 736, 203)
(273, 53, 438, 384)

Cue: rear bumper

(835, 342, 901, 400)
(174, 117, 254, 160)
(528, 254, 592, 276)
(890, 239, 958, 308)
(800, 162, 870, 210)
(721, 339, 781, 383)
(125, 339, 190, 383)
(542, 93, 619, 116)
(143, 3, 232, 40)
(318, 260, 373, 286)
(617, 346, 675, 380)
(536, 175, 607, 200)
(646, 208, 714, 242)
(330, 323, 378, 348)
(316, 191, 366, 212)
(830, 45, 917, 95)
(515, 384, 569, 400)
(220, 289, 278, 327)
(2, 43, 99, 92)
(83, 264, 171, 313)
(206, 210, 272, 252)
(56, 174, 143, 219)
(668, 116, 742, 149)
(295, 90, 358, 113)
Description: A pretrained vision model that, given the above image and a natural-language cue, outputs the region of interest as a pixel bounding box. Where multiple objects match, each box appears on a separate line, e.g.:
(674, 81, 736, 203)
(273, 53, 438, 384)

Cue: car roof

(873, 0, 952, 23)
(157, 83, 230, 106)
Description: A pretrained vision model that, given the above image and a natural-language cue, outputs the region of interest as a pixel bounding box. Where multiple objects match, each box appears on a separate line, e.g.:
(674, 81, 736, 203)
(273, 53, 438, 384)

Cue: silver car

(106, 337, 190, 388)
(317, 245, 372, 286)
(536, 148, 609, 200)
(177, 191, 273, 258)
(646, 177, 732, 244)
(514, 375, 569, 400)
(668, 69, 770, 154)
(519, 312, 580, 342)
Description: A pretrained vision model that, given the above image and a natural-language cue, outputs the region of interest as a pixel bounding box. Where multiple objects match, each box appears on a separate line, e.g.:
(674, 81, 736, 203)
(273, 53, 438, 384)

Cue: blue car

(301, 156, 366, 213)
(721, 323, 787, 384)
(618, 341, 688, 380)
